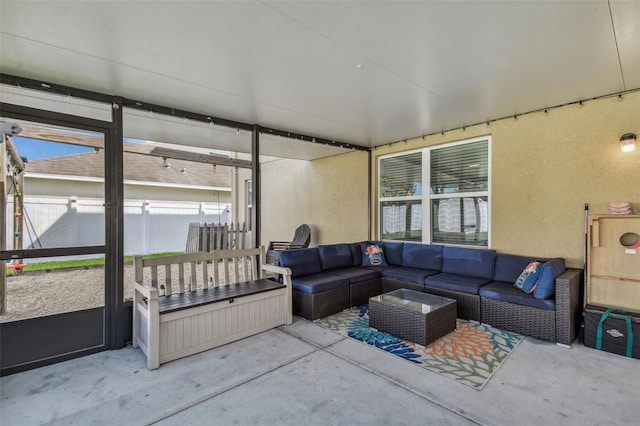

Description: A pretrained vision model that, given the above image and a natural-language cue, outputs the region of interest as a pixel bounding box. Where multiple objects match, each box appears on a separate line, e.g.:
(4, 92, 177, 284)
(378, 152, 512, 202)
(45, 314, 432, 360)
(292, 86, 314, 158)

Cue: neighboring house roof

(26, 151, 232, 188)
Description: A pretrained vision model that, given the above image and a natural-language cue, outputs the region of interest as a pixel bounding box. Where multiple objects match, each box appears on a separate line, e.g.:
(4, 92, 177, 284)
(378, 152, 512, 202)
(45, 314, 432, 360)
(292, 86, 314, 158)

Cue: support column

(107, 97, 125, 349)
(1, 134, 6, 315)
(251, 125, 260, 248)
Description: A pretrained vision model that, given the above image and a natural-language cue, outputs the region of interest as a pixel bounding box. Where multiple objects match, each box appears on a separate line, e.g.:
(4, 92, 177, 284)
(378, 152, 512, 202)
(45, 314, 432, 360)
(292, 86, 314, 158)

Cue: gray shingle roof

(26, 151, 231, 188)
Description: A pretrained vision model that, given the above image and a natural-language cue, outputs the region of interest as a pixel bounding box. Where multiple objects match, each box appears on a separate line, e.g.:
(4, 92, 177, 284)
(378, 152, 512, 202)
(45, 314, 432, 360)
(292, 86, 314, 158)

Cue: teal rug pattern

(317, 305, 524, 390)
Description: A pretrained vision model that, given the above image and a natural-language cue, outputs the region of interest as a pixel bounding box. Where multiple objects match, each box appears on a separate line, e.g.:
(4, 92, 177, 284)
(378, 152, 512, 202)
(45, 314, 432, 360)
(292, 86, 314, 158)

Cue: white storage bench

(132, 247, 292, 369)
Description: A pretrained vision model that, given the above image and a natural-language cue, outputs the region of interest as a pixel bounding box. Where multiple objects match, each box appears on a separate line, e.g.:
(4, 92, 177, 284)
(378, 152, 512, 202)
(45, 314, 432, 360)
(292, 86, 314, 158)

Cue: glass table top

(370, 289, 455, 314)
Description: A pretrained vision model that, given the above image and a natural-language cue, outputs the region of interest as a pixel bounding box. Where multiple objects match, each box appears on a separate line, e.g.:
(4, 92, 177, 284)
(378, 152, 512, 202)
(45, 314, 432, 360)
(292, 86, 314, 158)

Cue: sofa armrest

(260, 263, 293, 325)
(554, 268, 583, 347)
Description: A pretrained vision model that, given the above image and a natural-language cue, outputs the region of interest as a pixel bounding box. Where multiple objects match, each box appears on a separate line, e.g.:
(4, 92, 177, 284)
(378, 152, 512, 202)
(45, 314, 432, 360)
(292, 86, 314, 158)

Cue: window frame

(378, 136, 491, 247)
(245, 179, 252, 231)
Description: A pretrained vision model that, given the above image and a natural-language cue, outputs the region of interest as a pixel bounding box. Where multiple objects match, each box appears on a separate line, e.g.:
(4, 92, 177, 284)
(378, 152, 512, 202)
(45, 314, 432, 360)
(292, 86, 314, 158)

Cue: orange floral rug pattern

(317, 305, 524, 389)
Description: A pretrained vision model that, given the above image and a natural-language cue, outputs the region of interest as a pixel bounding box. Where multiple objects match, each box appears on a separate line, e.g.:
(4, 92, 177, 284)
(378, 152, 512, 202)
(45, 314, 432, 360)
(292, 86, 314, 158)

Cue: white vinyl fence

(5, 196, 236, 259)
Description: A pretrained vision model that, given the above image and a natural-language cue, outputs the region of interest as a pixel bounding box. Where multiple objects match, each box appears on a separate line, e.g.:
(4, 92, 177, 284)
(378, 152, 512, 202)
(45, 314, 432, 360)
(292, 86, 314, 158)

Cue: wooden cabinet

(587, 215, 640, 313)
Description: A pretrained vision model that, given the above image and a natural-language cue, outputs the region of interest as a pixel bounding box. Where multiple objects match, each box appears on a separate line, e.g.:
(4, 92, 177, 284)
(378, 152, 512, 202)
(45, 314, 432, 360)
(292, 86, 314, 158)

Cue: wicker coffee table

(369, 289, 457, 346)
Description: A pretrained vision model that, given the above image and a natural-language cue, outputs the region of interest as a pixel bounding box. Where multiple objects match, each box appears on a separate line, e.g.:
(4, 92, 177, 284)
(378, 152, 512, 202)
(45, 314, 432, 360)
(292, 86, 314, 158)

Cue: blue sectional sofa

(279, 242, 582, 346)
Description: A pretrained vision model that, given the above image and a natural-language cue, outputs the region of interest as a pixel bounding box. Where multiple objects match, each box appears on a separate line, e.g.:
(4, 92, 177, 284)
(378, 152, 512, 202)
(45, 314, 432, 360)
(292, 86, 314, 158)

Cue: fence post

(69, 196, 78, 246)
(210, 223, 216, 251)
(142, 200, 150, 254)
(198, 203, 204, 223)
(221, 223, 229, 250)
(240, 222, 247, 249)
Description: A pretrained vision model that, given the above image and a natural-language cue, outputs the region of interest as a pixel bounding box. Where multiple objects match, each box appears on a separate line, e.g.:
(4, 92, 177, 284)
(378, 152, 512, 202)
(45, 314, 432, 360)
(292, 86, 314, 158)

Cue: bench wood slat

(191, 262, 198, 289)
(164, 264, 172, 296)
(213, 259, 219, 287)
(203, 260, 209, 287)
(223, 259, 230, 284)
(151, 267, 158, 290)
(234, 258, 240, 283)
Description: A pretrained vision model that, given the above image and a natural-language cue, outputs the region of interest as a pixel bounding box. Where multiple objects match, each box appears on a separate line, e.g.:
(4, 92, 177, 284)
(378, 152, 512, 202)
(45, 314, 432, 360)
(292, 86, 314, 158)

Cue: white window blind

(430, 140, 488, 194)
(380, 152, 422, 197)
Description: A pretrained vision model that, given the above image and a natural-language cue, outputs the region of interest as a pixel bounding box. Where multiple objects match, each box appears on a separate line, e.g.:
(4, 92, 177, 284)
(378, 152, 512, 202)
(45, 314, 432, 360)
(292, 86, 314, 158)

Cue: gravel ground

(1, 260, 249, 323)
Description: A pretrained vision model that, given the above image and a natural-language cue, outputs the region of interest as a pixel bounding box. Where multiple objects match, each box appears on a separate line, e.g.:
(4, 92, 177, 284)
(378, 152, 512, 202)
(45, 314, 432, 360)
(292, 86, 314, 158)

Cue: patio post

(1, 133, 6, 315)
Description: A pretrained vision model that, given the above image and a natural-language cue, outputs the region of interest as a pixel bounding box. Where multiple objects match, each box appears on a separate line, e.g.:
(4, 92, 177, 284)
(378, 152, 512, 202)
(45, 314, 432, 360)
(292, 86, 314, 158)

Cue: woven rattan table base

(369, 290, 457, 346)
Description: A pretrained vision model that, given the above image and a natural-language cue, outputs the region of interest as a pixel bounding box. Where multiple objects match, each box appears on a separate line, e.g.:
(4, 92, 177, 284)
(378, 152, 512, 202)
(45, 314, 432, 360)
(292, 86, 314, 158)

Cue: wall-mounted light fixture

(620, 133, 636, 153)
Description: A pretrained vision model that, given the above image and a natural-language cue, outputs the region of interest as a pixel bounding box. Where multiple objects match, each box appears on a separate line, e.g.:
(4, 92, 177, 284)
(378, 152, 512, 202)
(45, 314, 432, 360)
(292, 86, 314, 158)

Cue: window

(379, 137, 490, 247)
(379, 152, 423, 241)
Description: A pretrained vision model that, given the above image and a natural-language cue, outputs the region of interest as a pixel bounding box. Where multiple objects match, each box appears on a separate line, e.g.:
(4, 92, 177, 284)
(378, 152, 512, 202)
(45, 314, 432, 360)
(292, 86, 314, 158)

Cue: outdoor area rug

(316, 305, 524, 390)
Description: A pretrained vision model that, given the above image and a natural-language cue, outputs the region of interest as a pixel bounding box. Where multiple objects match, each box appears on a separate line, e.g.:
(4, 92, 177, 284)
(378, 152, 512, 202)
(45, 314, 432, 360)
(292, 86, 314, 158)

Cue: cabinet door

(588, 216, 640, 311)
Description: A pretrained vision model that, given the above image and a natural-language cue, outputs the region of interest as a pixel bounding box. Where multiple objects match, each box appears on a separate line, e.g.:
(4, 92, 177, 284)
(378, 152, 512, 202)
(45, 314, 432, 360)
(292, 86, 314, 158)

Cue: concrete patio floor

(1, 316, 639, 426)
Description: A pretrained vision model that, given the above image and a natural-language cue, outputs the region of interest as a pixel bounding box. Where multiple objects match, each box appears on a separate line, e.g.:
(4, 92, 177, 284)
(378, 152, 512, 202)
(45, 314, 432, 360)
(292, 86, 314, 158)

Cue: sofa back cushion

(279, 248, 323, 277)
(402, 244, 443, 270)
(442, 247, 496, 279)
(382, 242, 404, 266)
(494, 254, 536, 283)
(349, 242, 365, 266)
(318, 244, 353, 271)
(533, 258, 566, 299)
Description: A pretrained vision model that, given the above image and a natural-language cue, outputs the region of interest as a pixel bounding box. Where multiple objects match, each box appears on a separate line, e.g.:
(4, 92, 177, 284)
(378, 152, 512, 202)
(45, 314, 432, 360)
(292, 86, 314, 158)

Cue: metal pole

(0, 133, 7, 315)
(583, 203, 589, 310)
(367, 150, 372, 241)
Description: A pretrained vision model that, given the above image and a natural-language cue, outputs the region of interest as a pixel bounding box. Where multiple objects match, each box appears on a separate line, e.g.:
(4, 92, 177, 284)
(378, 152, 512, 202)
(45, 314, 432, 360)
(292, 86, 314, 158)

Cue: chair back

(291, 224, 311, 247)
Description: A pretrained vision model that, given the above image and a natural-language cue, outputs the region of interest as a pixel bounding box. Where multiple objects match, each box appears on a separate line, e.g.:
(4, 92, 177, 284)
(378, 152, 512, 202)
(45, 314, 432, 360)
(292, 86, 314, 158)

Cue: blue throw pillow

(514, 261, 542, 294)
(533, 258, 565, 299)
(361, 243, 388, 267)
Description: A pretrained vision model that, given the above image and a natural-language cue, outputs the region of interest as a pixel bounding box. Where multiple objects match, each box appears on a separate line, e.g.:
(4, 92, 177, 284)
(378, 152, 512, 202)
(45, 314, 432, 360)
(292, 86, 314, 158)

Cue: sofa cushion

(318, 244, 353, 271)
(382, 266, 439, 284)
(480, 281, 556, 311)
(514, 261, 543, 294)
(533, 258, 566, 300)
(402, 244, 443, 270)
(494, 254, 536, 283)
(362, 243, 388, 266)
(326, 267, 380, 284)
(382, 242, 404, 266)
(279, 248, 323, 277)
(350, 242, 365, 266)
(424, 273, 492, 295)
(442, 247, 496, 279)
(291, 272, 350, 294)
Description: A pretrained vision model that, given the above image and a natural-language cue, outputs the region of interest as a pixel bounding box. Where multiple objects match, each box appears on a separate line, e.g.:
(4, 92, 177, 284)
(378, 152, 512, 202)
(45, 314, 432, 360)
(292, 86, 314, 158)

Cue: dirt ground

(1, 260, 249, 323)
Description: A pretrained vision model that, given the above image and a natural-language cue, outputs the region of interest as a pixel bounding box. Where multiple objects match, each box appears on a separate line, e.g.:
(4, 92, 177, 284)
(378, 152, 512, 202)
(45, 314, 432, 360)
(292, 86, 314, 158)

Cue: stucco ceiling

(1, 1, 639, 160)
